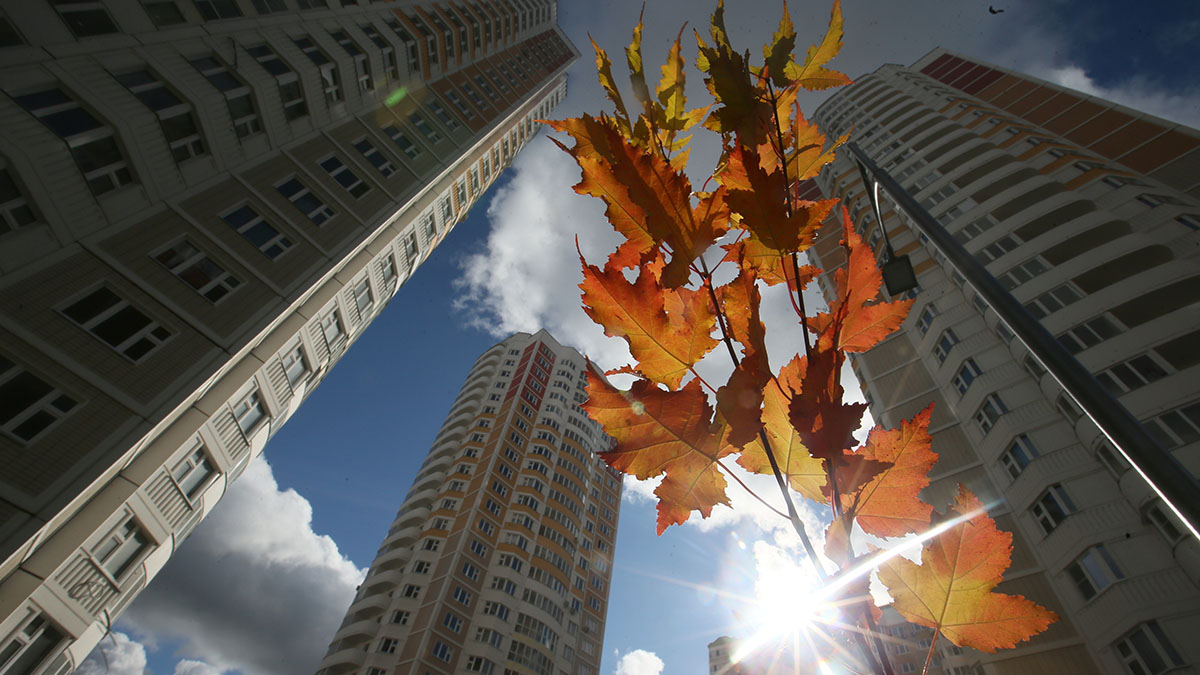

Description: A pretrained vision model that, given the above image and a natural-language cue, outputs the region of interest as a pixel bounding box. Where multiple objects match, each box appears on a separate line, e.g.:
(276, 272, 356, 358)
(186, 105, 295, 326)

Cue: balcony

(317, 646, 366, 674)
(1008, 444, 1093, 508)
(1077, 567, 1198, 644)
(1040, 500, 1138, 569)
(333, 618, 380, 643)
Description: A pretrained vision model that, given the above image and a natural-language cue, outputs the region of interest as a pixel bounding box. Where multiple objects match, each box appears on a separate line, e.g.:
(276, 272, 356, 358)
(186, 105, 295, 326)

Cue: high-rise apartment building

(806, 48, 1200, 673)
(317, 330, 622, 675)
(0, 2, 576, 672)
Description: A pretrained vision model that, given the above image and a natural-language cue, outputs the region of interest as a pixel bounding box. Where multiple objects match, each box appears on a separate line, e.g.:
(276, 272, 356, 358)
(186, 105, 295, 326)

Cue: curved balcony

(333, 618, 381, 643)
(317, 646, 366, 674)
(1077, 567, 1198, 644)
(345, 592, 390, 616)
(1041, 500, 1138, 570)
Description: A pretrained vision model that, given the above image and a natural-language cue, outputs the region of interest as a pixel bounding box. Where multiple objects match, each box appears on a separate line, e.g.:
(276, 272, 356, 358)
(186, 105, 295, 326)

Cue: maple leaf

(789, 341, 867, 462)
(579, 252, 718, 390)
(625, 9, 655, 116)
(823, 447, 889, 503)
(548, 115, 723, 287)
(876, 486, 1058, 652)
(694, 1, 759, 142)
(787, 107, 849, 182)
(737, 355, 826, 503)
(761, 1, 796, 88)
(656, 27, 707, 145)
(722, 238, 819, 291)
(584, 374, 734, 534)
(809, 206, 913, 352)
(723, 143, 839, 254)
(714, 262, 770, 447)
(590, 36, 634, 141)
(783, 0, 853, 91)
(843, 404, 938, 538)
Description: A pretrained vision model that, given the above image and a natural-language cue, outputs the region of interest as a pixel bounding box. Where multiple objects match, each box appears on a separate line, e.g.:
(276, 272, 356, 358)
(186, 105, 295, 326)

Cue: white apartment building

(0, 1, 577, 672)
(317, 330, 622, 675)
(806, 48, 1200, 674)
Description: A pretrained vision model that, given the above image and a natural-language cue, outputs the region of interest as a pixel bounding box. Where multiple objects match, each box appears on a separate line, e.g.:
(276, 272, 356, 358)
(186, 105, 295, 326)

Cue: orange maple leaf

(876, 486, 1058, 652)
(714, 262, 771, 448)
(583, 374, 734, 534)
(843, 404, 938, 538)
(737, 355, 826, 503)
(548, 115, 724, 287)
(579, 252, 718, 390)
(722, 238, 819, 291)
(723, 143, 838, 254)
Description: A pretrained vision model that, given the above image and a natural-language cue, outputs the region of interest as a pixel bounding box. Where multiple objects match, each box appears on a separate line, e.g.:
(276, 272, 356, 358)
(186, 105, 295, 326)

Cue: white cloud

(614, 649, 666, 675)
(76, 632, 146, 675)
(1030, 65, 1200, 129)
(174, 659, 228, 675)
(110, 456, 365, 675)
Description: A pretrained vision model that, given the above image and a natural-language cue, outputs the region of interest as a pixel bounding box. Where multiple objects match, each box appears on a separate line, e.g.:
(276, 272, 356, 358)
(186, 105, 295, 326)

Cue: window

(1000, 434, 1039, 480)
(432, 641, 453, 663)
(294, 37, 341, 104)
(116, 70, 207, 162)
(490, 576, 516, 595)
(469, 539, 488, 558)
(0, 165, 37, 234)
(446, 90, 475, 119)
(411, 560, 430, 573)
(380, 254, 398, 288)
(15, 88, 134, 195)
(141, 0, 185, 25)
(442, 612, 463, 633)
(998, 256, 1049, 290)
(390, 610, 409, 624)
(171, 441, 214, 498)
(244, 45, 307, 122)
(452, 586, 472, 606)
(331, 30, 372, 92)
(0, 356, 77, 443)
(61, 286, 171, 361)
(1058, 314, 1122, 354)
(402, 584, 421, 598)
(379, 637, 398, 653)
(319, 309, 343, 345)
(361, 24, 399, 81)
(1142, 401, 1200, 449)
(477, 518, 495, 535)
(1114, 622, 1183, 675)
(475, 627, 503, 649)
(250, 0, 285, 12)
(1095, 353, 1170, 395)
(276, 176, 334, 225)
(1025, 283, 1083, 319)
(384, 125, 422, 159)
(221, 204, 292, 259)
(430, 517, 449, 530)
(51, 0, 118, 36)
(916, 304, 937, 336)
(1067, 545, 1124, 600)
(974, 394, 1008, 434)
(952, 358, 982, 395)
(153, 239, 239, 302)
(933, 329, 958, 364)
(352, 277, 373, 315)
(482, 601, 510, 621)
(461, 561, 480, 580)
(320, 155, 369, 198)
(232, 388, 267, 434)
(189, 56, 261, 139)
(193, 0, 242, 19)
(466, 656, 496, 674)
(1145, 502, 1185, 544)
(1, 613, 67, 674)
(409, 112, 442, 143)
(92, 516, 150, 579)
(1032, 484, 1076, 534)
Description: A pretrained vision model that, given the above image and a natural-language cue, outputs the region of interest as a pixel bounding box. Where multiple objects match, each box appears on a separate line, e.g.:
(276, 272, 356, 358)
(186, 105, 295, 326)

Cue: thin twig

(922, 631, 939, 675)
(718, 459, 788, 520)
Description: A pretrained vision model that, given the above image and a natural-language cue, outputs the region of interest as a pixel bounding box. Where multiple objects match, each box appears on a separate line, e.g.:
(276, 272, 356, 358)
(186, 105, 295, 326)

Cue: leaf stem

(922, 630, 939, 675)
(717, 459, 788, 520)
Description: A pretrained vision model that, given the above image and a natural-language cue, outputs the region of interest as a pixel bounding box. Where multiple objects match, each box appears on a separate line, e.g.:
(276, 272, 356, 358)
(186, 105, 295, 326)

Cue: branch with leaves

(544, 2, 1057, 672)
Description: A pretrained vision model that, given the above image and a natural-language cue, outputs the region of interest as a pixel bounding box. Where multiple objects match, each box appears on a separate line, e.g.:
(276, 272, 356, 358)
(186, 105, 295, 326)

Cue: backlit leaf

(738, 355, 826, 502)
(783, 0, 853, 91)
(877, 487, 1058, 651)
(842, 404, 938, 538)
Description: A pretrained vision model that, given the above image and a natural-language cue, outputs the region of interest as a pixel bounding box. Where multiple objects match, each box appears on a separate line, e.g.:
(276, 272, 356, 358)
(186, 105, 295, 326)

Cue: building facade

(807, 49, 1200, 674)
(317, 330, 622, 675)
(0, 2, 576, 672)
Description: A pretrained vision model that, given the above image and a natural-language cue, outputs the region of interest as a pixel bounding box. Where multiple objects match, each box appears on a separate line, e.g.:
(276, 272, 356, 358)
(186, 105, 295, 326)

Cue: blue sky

(78, 1, 1200, 674)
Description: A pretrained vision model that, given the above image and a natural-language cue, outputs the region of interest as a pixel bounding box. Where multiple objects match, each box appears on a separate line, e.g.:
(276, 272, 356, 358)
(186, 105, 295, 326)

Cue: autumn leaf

(584, 374, 734, 534)
(783, 0, 853, 91)
(548, 115, 723, 287)
(843, 404, 938, 538)
(579, 252, 718, 390)
(722, 238, 819, 291)
(787, 107, 849, 182)
(789, 343, 867, 462)
(714, 261, 770, 447)
(876, 486, 1058, 651)
(738, 355, 826, 502)
(590, 36, 634, 140)
(694, 1, 758, 141)
(761, 1, 796, 88)
(723, 143, 838, 253)
(656, 27, 708, 142)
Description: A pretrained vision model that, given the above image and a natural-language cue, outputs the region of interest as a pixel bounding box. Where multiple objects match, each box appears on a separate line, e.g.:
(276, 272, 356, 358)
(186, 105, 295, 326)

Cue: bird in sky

(989, 5, 1005, 13)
